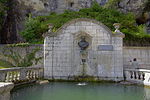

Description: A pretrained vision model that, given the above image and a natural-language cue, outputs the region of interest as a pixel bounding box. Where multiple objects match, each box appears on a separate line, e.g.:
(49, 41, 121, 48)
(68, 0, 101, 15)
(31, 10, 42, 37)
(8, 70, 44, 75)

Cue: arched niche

(73, 31, 92, 50)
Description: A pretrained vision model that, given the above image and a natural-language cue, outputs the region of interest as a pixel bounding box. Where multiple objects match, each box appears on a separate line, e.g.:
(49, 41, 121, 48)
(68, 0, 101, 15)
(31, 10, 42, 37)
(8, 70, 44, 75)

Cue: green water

(11, 82, 150, 100)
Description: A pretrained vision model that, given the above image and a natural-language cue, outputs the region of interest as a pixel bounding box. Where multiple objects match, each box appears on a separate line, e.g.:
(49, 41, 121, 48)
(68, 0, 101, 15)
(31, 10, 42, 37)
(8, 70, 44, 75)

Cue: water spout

(77, 82, 87, 86)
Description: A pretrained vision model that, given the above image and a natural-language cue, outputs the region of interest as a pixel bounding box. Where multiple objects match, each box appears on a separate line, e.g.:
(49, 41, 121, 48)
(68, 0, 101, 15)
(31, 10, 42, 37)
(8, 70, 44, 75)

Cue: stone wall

(123, 47, 150, 69)
(0, 44, 44, 68)
(44, 18, 124, 81)
(0, 83, 14, 100)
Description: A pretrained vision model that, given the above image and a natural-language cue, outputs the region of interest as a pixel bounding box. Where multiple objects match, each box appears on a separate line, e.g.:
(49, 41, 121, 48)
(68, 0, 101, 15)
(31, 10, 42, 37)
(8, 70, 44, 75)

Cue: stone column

(112, 32, 125, 81)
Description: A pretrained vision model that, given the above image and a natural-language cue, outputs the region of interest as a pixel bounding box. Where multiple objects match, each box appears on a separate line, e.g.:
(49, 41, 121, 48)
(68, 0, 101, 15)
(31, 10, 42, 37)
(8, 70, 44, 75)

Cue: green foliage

(7, 43, 30, 47)
(20, 15, 48, 43)
(20, 2, 150, 46)
(0, 0, 8, 30)
(104, 0, 121, 9)
(0, 59, 14, 68)
(0, 47, 43, 67)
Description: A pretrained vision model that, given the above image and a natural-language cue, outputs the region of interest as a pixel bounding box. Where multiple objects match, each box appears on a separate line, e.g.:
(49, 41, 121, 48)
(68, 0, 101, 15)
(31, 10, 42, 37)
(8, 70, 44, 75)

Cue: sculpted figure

(78, 37, 89, 50)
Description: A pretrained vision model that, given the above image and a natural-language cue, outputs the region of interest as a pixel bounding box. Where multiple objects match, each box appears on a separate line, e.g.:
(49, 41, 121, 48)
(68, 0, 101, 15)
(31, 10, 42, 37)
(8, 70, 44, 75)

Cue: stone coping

(47, 18, 118, 37)
(123, 46, 150, 49)
(0, 67, 43, 72)
(0, 44, 43, 46)
(0, 82, 14, 88)
(124, 68, 150, 73)
(0, 82, 14, 94)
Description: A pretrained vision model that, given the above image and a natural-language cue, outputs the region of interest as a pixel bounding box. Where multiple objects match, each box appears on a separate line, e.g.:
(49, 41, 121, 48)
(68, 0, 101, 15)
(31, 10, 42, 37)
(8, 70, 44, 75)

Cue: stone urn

(113, 23, 121, 33)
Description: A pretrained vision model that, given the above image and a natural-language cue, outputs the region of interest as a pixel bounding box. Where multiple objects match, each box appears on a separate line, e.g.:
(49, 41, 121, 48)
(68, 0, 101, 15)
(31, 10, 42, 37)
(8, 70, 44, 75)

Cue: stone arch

(55, 18, 113, 36)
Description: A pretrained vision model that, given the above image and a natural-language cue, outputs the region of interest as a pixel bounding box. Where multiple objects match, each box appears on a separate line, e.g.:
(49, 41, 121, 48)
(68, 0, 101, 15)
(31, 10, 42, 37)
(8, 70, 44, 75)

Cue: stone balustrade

(0, 67, 43, 83)
(124, 68, 150, 86)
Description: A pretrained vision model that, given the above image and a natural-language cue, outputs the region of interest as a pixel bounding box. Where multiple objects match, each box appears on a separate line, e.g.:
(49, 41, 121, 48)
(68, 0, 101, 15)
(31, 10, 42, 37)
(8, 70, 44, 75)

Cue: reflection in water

(11, 82, 150, 100)
(144, 87, 150, 100)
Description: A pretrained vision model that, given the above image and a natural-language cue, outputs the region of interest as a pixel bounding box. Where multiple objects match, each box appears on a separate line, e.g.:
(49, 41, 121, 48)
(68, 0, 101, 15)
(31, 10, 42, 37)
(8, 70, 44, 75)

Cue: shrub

(0, 47, 43, 67)
(20, 2, 150, 46)
(0, 0, 8, 31)
(20, 15, 48, 43)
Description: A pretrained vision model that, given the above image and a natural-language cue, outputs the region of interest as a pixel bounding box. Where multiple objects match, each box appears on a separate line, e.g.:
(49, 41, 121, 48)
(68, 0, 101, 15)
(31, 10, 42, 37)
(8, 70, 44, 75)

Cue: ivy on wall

(0, 47, 43, 68)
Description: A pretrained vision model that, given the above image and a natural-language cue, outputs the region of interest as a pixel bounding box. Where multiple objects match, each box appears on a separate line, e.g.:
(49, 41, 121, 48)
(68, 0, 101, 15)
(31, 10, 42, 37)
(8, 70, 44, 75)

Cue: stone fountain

(44, 18, 125, 82)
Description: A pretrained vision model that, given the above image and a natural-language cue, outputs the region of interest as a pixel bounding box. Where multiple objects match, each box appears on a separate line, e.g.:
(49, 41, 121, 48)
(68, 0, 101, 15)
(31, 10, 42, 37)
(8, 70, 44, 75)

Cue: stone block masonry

(44, 18, 125, 81)
(0, 83, 14, 100)
(123, 47, 150, 69)
(0, 44, 44, 68)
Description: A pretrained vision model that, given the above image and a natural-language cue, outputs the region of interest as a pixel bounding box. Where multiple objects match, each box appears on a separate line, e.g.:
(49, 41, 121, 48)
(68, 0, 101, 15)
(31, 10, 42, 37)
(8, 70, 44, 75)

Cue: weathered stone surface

(98, 45, 113, 51)
(0, 44, 44, 68)
(123, 47, 150, 69)
(15, 0, 148, 16)
(44, 18, 124, 81)
(0, 82, 14, 100)
(118, 0, 148, 15)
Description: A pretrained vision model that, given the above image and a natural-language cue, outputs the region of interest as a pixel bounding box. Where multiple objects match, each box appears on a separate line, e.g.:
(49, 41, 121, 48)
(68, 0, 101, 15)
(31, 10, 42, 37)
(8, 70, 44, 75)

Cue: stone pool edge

(0, 82, 14, 100)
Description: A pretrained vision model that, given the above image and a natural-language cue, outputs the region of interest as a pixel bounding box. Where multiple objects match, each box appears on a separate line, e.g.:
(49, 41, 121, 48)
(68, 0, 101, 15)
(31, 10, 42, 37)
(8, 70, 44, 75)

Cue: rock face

(13, 0, 149, 16)
(0, 0, 149, 43)
(118, 0, 148, 15)
(15, 0, 93, 16)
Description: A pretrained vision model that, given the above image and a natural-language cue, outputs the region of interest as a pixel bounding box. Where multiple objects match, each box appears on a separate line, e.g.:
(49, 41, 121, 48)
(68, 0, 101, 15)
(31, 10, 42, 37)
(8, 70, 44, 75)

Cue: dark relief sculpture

(78, 37, 89, 50)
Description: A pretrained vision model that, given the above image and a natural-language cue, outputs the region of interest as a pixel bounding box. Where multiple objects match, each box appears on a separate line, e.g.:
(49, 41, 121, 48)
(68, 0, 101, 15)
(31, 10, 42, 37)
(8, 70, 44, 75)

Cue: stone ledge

(123, 46, 150, 49)
(0, 82, 14, 100)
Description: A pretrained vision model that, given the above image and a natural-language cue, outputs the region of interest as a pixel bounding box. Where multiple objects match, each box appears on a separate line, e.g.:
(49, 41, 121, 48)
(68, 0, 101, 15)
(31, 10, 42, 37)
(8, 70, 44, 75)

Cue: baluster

(25, 70, 28, 80)
(136, 71, 139, 80)
(15, 71, 18, 82)
(5, 72, 10, 82)
(130, 71, 133, 79)
(30, 71, 33, 79)
(31, 70, 34, 79)
(138, 72, 141, 80)
(33, 71, 36, 79)
(139, 72, 143, 80)
(17, 72, 20, 80)
(29, 70, 31, 79)
(142, 73, 145, 80)
(132, 71, 135, 79)
(12, 71, 16, 82)
(27, 70, 30, 79)
(20, 69, 26, 81)
(29, 70, 32, 79)
(134, 71, 137, 79)
(32, 71, 35, 79)
(26, 71, 29, 80)
(0, 71, 7, 82)
(9, 72, 13, 82)
(36, 70, 39, 79)
(14, 71, 19, 82)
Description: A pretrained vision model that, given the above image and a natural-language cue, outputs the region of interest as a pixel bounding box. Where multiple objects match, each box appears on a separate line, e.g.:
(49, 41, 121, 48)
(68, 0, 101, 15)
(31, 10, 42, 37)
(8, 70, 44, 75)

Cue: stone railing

(124, 68, 150, 86)
(0, 67, 43, 83)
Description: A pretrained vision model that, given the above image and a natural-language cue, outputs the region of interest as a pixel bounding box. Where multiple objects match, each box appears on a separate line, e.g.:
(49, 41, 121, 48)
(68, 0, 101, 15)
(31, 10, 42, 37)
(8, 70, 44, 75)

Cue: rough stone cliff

(0, 0, 149, 43)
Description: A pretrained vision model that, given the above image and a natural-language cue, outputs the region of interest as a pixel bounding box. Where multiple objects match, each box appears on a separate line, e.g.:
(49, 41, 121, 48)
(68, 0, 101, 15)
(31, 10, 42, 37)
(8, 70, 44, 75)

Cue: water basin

(11, 82, 150, 100)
